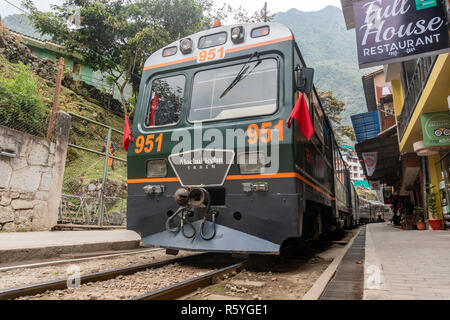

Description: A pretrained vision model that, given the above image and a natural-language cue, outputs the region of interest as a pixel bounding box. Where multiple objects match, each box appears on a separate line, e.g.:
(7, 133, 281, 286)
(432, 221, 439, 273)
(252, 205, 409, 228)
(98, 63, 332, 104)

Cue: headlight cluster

(238, 152, 266, 174)
(146, 159, 167, 178)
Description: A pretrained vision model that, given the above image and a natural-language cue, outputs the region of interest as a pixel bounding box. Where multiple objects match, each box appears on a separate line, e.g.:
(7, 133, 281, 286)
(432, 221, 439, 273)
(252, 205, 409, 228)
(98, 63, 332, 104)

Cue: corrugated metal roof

(351, 111, 381, 143)
(8, 29, 82, 60)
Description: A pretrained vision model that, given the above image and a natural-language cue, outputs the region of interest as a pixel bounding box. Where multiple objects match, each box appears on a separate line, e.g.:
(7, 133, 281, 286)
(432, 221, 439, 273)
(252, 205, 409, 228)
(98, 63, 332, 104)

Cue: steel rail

(0, 248, 163, 272)
(0, 253, 210, 300)
(132, 259, 248, 300)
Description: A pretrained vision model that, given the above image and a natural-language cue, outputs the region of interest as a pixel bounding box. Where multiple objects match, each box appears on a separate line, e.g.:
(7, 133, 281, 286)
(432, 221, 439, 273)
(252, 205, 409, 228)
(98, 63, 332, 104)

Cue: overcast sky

(1, 0, 343, 20)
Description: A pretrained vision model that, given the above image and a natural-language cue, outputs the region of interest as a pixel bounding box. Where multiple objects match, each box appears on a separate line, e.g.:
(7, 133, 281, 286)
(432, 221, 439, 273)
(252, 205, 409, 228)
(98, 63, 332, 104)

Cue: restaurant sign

(420, 111, 450, 147)
(354, 0, 450, 68)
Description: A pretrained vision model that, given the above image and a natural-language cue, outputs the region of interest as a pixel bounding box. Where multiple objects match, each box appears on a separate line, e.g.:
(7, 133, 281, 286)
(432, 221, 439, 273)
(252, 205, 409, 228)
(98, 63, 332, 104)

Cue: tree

(22, 0, 270, 115)
(22, 0, 207, 115)
(318, 90, 356, 144)
(233, 5, 274, 23)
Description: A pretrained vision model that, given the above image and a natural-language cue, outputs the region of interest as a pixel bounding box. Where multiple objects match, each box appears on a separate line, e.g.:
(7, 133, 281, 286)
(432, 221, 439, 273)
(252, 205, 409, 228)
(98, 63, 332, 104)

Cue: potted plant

(414, 206, 426, 230)
(426, 184, 443, 230)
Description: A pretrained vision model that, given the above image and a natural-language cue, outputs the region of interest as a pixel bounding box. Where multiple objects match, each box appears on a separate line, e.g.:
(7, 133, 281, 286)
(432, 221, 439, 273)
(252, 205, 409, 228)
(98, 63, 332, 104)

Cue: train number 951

(197, 46, 225, 63)
(247, 120, 284, 144)
(135, 133, 163, 154)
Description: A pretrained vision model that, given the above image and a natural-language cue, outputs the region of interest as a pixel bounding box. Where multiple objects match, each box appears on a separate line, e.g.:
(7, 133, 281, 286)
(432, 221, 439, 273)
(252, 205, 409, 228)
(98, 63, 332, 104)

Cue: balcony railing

(397, 55, 438, 141)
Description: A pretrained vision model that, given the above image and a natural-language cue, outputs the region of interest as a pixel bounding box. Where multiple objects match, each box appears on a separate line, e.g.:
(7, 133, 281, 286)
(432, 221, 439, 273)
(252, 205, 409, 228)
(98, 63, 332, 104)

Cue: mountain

(2, 14, 51, 40)
(274, 6, 366, 124)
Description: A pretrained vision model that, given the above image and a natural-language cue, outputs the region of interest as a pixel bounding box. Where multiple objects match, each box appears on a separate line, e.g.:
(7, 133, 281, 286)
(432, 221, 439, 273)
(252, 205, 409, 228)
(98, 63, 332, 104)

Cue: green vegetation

(318, 90, 356, 144)
(274, 6, 368, 127)
(0, 61, 48, 136)
(414, 206, 425, 222)
(426, 184, 440, 220)
(0, 36, 127, 203)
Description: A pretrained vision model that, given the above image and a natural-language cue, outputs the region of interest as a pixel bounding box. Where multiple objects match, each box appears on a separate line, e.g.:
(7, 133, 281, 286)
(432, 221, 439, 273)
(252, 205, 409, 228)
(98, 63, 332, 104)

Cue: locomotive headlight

(146, 159, 167, 178)
(238, 152, 266, 174)
(180, 38, 193, 54)
(231, 26, 244, 44)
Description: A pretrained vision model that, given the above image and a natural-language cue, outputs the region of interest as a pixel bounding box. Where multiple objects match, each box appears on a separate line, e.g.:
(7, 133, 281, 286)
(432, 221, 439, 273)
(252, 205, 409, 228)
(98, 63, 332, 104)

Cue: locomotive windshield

(189, 58, 278, 122)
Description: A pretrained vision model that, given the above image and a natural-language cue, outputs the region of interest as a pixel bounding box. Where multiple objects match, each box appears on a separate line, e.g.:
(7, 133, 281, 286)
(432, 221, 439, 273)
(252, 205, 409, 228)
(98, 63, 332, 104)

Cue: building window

(72, 62, 82, 75)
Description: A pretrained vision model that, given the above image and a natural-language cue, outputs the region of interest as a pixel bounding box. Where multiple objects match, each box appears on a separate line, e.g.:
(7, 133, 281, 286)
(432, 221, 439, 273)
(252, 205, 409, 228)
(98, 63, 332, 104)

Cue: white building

(342, 148, 366, 182)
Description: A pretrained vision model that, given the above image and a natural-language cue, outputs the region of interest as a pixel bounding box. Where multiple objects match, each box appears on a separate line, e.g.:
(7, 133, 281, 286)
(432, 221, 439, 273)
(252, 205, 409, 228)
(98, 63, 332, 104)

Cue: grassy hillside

(0, 36, 127, 197)
(274, 6, 367, 124)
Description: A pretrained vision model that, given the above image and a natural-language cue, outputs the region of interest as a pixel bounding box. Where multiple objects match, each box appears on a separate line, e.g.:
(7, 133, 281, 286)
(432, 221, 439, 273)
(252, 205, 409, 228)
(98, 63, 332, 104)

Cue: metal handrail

(397, 55, 438, 140)
(68, 112, 123, 135)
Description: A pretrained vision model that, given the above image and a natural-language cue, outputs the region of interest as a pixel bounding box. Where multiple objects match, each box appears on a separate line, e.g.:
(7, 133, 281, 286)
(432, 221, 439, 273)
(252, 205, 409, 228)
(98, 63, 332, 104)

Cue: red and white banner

(362, 152, 378, 177)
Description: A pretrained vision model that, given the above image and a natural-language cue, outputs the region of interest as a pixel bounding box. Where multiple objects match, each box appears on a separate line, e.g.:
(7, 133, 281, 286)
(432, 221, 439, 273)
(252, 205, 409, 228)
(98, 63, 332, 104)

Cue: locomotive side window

(189, 58, 278, 122)
(145, 75, 185, 127)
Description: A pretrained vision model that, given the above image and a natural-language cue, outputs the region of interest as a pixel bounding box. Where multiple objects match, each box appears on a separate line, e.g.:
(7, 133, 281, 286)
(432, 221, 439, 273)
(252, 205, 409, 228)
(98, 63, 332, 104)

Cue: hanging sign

(369, 180, 381, 190)
(362, 152, 378, 176)
(420, 111, 450, 147)
(353, 0, 450, 68)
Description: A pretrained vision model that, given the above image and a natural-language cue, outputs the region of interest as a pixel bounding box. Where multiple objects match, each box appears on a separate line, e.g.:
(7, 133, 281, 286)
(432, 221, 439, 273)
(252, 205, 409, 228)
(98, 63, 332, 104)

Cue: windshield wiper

(219, 52, 261, 99)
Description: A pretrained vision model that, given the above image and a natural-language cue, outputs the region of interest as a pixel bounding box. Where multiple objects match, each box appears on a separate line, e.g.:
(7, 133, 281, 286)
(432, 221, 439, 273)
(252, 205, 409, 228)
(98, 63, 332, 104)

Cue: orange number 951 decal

(247, 120, 284, 145)
(135, 133, 163, 154)
(197, 47, 225, 63)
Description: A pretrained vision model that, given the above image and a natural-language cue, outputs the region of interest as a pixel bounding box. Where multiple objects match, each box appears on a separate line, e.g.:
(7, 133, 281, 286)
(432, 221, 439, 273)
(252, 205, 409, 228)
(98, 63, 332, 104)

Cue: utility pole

(264, 2, 268, 22)
(47, 57, 65, 139)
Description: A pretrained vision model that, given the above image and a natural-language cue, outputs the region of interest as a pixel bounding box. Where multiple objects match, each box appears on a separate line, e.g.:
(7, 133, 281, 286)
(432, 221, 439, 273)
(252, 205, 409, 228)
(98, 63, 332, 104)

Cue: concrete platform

(0, 230, 141, 264)
(364, 223, 450, 300)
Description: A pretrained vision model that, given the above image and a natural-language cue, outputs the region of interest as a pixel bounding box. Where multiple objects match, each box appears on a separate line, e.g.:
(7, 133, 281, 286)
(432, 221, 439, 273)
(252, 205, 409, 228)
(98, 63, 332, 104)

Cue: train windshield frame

(188, 57, 279, 123)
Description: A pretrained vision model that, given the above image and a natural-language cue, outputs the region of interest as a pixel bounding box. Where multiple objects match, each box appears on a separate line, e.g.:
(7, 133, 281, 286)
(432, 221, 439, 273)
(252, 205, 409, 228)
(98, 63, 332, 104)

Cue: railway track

(0, 248, 163, 272)
(132, 260, 247, 300)
(0, 253, 246, 300)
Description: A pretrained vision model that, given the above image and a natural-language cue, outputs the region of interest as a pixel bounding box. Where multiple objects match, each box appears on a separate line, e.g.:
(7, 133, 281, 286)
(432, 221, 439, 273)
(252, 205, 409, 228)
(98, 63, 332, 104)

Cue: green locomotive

(127, 22, 358, 254)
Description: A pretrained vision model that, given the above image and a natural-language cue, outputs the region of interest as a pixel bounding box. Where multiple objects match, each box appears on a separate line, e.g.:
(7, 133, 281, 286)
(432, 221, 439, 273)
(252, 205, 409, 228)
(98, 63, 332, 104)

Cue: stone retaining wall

(0, 111, 71, 232)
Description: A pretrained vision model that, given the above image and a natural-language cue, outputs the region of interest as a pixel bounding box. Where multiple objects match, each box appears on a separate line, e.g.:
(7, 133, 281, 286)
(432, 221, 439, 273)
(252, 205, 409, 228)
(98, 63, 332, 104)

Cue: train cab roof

(143, 22, 295, 71)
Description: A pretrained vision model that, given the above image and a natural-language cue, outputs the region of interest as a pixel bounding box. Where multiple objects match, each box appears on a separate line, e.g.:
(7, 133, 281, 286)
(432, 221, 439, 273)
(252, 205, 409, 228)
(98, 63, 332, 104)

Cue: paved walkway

(0, 230, 140, 250)
(0, 230, 141, 264)
(364, 223, 450, 300)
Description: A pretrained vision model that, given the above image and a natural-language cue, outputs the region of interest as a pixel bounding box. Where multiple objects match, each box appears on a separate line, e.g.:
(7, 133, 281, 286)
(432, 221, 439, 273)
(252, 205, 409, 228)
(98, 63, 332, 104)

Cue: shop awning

(355, 125, 401, 186)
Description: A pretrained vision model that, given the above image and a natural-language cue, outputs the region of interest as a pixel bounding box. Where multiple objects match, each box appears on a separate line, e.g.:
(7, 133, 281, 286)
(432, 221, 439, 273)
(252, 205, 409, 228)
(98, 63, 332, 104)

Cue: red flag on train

(150, 94, 159, 126)
(122, 115, 132, 151)
(286, 93, 314, 141)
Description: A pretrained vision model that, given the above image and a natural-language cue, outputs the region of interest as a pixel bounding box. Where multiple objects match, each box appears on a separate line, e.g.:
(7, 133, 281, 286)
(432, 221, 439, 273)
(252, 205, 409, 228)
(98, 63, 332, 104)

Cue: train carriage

(127, 22, 357, 254)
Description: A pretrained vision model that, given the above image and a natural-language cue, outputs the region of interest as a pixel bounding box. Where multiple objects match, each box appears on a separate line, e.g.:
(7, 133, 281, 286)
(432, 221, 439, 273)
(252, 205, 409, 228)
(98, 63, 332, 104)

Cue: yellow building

(385, 54, 450, 229)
